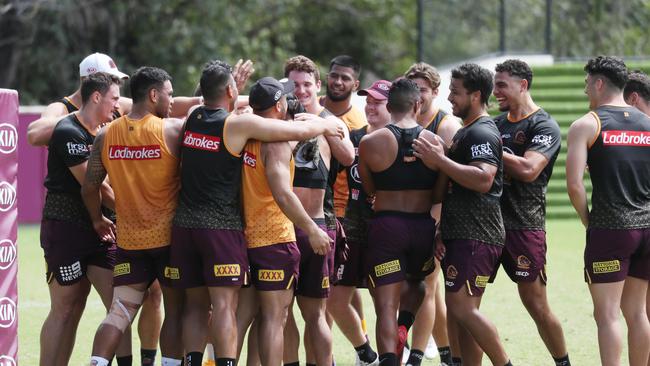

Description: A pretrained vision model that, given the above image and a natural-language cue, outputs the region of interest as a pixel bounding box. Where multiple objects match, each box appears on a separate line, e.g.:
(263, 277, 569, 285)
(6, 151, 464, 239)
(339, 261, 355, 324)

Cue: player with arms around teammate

(567, 56, 650, 366)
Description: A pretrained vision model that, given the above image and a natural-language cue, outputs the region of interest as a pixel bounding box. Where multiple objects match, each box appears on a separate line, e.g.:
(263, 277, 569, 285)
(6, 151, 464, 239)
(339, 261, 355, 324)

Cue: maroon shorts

(335, 237, 368, 288)
(584, 227, 650, 283)
(366, 212, 436, 288)
(248, 242, 300, 291)
(494, 230, 547, 284)
(442, 239, 502, 297)
(295, 218, 336, 298)
(40, 219, 115, 286)
(113, 246, 171, 287)
(169, 226, 249, 288)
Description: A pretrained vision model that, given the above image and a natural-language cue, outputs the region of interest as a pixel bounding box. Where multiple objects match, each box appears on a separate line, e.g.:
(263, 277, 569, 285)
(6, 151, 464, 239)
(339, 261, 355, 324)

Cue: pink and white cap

(79, 52, 128, 79)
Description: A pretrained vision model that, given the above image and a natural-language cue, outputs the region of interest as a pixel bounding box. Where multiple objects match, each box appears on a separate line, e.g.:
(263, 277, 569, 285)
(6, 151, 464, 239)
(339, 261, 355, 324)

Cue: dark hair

(329, 55, 361, 77)
(405, 62, 441, 89)
(200, 60, 233, 102)
(284, 55, 320, 81)
(387, 78, 420, 114)
(450, 63, 494, 105)
(624, 70, 650, 102)
(80, 72, 120, 104)
(130, 67, 172, 103)
(584, 56, 628, 90)
(495, 59, 533, 89)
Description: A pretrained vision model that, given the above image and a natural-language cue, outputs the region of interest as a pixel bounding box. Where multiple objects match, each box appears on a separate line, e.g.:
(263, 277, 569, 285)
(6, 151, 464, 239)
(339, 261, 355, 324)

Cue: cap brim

(280, 79, 295, 95)
(109, 70, 129, 79)
(358, 89, 387, 100)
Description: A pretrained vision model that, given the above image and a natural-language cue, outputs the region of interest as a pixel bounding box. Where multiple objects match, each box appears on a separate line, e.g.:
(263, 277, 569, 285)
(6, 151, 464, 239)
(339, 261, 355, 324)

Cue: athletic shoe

(355, 353, 380, 366)
(424, 336, 437, 359)
(401, 343, 410, 365)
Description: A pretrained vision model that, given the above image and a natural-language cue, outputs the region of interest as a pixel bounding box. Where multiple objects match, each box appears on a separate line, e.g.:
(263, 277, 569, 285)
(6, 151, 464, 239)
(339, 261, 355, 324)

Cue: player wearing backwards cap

(282, 55, 355, 366)
(567, 56, 650, 366)
(358, 79, 441, 366)
(404, 62, 461, 366)
(39, 72, 123, 366)
(492, 59, 570, 366)
(166, 60, 343, 366)
(413, 63, 512, 366)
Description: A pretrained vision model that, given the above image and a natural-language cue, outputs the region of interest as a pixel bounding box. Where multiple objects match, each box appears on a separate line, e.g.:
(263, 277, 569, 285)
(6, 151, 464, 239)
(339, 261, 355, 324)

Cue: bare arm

(358, 136, 376, 195)
(26, 102, 69, 146)
(163, 118, 185, 158)
(264, 142, 331, 255)
(437, 116, 462, 147)
(503, 150, 549, 183)
(566, 114, 598, 228)
(324, 116, 354, 166)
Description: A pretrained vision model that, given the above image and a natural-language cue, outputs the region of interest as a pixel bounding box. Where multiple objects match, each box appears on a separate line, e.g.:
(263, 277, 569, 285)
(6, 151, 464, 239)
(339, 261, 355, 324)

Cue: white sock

(161, 357, 183, 366)
(90, 356, 110, 366)
(206, 343, 215, 360)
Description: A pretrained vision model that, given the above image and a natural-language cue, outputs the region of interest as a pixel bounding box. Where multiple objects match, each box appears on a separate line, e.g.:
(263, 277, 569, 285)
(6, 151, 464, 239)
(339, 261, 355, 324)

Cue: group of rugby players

(29, 51, 650, 366)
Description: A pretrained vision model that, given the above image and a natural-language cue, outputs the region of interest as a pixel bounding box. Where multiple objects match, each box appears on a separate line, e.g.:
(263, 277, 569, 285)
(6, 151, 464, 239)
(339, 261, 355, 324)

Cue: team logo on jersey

(592, 260, 621, 274)
(446, 265, 458, 280)
(350, 164, 361, 183)
(214, 264, 240, 277)
(113, 263, 131, 276)
(351, 188, 360, 201)
(259, 269, 284, 281)
(108, 145, 161, 160)
(374, 260, 400, 277)
(183, 131, 221, 151)
(517, 255, 531, 270)
(514, 131, 526, 145)
(602, 130, 650, 146)
(164, 266, 180, 280)
(470, 142, 493, 159)
(0, 240, 17, 270)
(474, 275, 489, 288)
(0, 123, 17, 154)
(243, 151, 256, 168)
(0, 355, 16, 366)
(532, 134, 553, 147)
(0, 182, 16, 213)
(0, 297, 16, 329)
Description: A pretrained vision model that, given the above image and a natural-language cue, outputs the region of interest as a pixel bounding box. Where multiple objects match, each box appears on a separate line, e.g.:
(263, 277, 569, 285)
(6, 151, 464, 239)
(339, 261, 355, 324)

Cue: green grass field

(18, 220, 615, 365)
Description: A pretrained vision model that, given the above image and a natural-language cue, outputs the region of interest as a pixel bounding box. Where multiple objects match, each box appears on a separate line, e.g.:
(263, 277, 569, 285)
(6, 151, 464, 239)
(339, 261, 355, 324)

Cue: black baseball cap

(249, 77, 295, 110)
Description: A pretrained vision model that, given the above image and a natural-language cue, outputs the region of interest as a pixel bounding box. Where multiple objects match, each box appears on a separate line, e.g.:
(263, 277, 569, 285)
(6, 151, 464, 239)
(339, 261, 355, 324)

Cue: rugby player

(413, 63, 512, 366)
(566, 56, 650, 366)
(492, 59, 570, 366)
(358, 78, 441, 366)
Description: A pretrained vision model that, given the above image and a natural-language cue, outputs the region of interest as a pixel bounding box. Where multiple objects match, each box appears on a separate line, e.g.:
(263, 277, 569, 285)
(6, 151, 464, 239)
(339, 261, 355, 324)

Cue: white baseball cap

(79, 52, 129, 79)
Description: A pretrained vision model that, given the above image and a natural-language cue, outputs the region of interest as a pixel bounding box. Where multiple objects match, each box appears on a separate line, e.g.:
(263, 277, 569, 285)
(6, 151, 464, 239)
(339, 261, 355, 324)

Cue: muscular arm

(26, 102, 69, 146)
(69, 161, 115, 211)
(163, 118, 185, 158)
(170, 96, 202, 118)
(437, 158, 497, 194)
(437, 116, 462, 147)
(358, 135, 376, 195)
(566, 114, 598, 227)
(324, 116, 354, 166)
(503, 150, 549, 183)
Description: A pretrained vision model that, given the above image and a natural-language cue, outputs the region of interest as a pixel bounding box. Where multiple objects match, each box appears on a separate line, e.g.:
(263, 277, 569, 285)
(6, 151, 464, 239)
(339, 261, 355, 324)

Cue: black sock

(379, 353, 398, 366)
(116, 355, 133, 366)
(397, 310, 416, 330)
(284, 363, 300, 366)
(185, 352, 203, 366)
(216, 358, 235, 366)
(438, 346, 452, 364)
(405, 349, 424, 366)
(553, 354, 570, 366)
(355, 341, 378, 363)
(141, 349, 157, 366)
(452, 356, 462, 366)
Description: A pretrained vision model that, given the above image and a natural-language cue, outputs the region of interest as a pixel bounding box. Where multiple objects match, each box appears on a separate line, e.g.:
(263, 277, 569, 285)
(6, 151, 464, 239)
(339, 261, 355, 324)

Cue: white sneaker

(424, 336, 438, 359)
(401, 344, 410, 365)
(356, 353, 380, 366)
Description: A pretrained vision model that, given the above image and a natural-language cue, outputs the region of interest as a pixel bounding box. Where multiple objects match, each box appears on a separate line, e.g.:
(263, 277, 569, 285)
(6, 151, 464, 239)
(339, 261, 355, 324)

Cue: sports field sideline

(18, 219, 613, 365)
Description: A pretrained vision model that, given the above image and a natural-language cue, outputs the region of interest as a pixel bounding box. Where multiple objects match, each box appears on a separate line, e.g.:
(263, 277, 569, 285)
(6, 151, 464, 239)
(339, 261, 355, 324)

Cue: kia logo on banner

(0, 240, 16, 270)
(0, 124, 17, 155)
(0, 355, 16, 366)
(0, 182, 16, 213)
(0, 298, 16, 329)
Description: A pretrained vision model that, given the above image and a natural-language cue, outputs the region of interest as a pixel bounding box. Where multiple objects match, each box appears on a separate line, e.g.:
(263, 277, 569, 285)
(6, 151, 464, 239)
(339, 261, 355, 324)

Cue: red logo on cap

(109, 59, 117, 69)
(86, 67, 97, 74)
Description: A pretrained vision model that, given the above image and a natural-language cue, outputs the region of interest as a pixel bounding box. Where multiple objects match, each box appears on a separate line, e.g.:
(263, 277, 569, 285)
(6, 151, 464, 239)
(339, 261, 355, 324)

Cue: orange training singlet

(102, 114, 180, 250)
(241, 140, 296, 248)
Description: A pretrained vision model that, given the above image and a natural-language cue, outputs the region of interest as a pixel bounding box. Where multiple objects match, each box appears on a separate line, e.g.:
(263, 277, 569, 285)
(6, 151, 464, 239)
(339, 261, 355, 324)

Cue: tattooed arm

(81, 128, 116, 242)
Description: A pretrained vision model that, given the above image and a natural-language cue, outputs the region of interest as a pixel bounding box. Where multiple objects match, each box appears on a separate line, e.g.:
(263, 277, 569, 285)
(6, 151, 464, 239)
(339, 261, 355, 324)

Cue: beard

(454, 103, 471, 120)
(326, 87, 352, 102)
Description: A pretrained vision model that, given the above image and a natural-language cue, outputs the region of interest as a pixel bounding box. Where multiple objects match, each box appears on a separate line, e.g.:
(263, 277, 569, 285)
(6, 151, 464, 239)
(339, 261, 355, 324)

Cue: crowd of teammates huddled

(28, 52, 650, 366)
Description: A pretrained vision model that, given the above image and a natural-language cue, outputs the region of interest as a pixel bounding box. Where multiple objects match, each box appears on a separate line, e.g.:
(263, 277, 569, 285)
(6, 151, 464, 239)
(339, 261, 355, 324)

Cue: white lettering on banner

(108, 145, 161, 160)
(0, 297, 16, 328)
(182, 131, 221, 152)
(0, 240, 16, 270)
(0, 355, 16, 366)
(0, 182, 16, 213)
(602, 130, 650, 146)
(0, 124, 17, 154)
(531, 134, 553, 147)
(470, 142, 493, 158)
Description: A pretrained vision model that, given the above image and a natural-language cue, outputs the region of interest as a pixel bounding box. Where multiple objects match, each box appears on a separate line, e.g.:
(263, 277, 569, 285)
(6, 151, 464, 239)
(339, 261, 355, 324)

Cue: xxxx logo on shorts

(113, 263, 131, 276)
(517, 255, 531, 269)
(164, 266, 180, 280)
(259, 269, 284, 281)
(321, 276, 330, 289)
(475, 275, 489, 288)
(592, 260, 621, 274)
(214, 264, 240, 277)
(446, 265, 458, 280)
(374, 260, 400, 277)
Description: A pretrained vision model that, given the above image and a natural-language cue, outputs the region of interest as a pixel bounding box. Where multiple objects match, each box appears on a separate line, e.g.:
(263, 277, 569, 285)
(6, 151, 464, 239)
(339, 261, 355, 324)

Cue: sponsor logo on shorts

(474, 275, 489, 288)
(592, 260, 621, 274)
(0, 123, 17, 155)
(517, 255, 531, 269)
(0, 297, 16, 328)
(515, 271, 530, 277)
(182, 131, 221, 152)
(66, 142, 89, 156)
(532, 134, 553, 147)
(59, 261, 83, 283)
(374, 260, 401, 277)
(445, 281, 455, 287)
(421, 257, 434, 271)
(322, 276, 330, 289)
(470, 142, 493, 159)
(446, 265, 458, 280)
(243, 151, 256, 168)
(113, 263, 131, 276)
(259, 269, 284, 281)
(0, 355, 16, 366)
(0, 239, 17, 270)
(602, 130, 650, 146)
(214, 264, 241, 277)
(164, 266, 180, 280)
(108, 145, 161, 160)
(0, 182, 16, 212)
